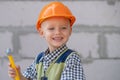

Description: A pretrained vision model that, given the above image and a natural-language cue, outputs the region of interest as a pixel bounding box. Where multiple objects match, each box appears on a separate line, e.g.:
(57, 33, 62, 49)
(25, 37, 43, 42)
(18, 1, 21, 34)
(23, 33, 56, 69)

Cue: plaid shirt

(23, 45, 85, 80)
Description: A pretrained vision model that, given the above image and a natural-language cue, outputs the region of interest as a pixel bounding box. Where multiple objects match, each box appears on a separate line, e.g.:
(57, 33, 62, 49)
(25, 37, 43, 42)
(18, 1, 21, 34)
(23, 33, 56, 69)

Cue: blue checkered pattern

(23, 45, 85, 80)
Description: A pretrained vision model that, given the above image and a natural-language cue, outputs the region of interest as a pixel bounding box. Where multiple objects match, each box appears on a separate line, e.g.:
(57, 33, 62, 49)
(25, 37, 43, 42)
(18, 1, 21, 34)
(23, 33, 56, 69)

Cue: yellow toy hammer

(6, 48, 20, 80)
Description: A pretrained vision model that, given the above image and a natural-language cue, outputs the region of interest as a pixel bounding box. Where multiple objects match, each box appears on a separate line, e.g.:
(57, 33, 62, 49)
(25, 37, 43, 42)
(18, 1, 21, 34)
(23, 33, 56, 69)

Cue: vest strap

(36, 52, 44, 64)
(55, 49, 73, 63)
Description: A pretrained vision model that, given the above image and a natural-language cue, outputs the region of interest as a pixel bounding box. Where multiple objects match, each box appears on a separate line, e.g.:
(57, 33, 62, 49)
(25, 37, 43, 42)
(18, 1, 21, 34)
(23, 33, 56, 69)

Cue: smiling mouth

(53, 37, 63, 41)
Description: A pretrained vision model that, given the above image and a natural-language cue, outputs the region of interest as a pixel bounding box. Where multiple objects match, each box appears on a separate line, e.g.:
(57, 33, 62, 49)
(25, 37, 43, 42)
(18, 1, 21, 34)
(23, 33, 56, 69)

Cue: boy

(8, 1, 85, 80)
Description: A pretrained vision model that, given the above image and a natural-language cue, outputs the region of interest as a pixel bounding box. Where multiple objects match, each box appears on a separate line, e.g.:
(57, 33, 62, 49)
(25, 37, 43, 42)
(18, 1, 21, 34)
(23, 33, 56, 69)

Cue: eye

(61, 26, 67, 29)
(48, 27, 54, 30)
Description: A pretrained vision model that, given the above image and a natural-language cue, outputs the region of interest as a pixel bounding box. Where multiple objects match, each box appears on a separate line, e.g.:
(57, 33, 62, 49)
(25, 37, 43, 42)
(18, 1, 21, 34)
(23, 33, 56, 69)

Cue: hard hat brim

(36, 15, 76, 31)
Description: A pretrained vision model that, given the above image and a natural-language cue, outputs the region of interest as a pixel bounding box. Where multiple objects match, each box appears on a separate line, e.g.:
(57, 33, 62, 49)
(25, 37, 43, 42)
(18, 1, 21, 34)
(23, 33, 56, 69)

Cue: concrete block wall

(0, 0, 120, 80)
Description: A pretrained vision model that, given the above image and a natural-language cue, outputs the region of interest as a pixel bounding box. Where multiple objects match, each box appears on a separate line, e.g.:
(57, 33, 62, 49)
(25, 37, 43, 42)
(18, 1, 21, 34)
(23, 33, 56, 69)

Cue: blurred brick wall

(0, 0, 120, 80)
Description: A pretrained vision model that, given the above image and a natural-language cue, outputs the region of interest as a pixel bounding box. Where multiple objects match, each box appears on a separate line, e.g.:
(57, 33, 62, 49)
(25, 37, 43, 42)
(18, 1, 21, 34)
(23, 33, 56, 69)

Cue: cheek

(43, 32, 51, 38)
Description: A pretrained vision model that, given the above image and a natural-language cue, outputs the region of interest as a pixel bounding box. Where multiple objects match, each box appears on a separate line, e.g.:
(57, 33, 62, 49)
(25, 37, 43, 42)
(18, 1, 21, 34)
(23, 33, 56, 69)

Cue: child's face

(39, 17, 72, 52)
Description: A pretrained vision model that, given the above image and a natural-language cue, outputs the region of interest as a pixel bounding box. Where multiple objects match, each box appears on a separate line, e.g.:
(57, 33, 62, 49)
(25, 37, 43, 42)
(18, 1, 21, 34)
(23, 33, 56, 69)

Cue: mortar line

(0, 25, 120, 33)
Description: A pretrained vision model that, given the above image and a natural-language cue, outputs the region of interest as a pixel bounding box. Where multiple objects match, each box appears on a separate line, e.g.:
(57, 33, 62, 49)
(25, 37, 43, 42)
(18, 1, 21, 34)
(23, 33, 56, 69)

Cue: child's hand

(8, 63, 21, 79)
(8, 63, 28, 80)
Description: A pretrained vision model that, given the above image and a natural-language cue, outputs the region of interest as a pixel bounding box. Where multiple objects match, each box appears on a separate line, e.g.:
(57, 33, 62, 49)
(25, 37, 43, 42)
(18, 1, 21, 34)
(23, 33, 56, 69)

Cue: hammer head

(6, 48, 12, 55)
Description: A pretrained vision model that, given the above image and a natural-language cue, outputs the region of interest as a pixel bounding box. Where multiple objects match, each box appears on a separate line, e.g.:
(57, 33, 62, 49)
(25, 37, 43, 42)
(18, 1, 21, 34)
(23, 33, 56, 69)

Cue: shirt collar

(45, 44, 68, 54)
(44, 44, 68, 62)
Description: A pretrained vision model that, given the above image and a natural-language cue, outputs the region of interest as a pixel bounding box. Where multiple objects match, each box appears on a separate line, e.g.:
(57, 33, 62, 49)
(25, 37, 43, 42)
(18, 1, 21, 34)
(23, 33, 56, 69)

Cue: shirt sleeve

(22, 60, 37, 80)
(60, 52, 86, 80)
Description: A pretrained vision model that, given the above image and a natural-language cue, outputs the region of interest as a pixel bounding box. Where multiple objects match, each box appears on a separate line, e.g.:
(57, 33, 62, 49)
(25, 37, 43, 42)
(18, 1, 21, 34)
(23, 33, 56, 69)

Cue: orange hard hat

(36, 1, 76, 31)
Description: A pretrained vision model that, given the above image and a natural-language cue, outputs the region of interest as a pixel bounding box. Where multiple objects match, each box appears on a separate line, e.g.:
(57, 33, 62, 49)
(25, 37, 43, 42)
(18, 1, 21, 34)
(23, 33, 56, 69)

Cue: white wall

(0, 1, 120, 80)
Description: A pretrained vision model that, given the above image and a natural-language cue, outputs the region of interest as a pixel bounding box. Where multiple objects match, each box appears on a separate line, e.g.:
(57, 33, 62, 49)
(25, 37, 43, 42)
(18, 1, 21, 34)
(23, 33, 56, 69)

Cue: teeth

(53, 37, 62, 40)
(54, 38, 61, 40)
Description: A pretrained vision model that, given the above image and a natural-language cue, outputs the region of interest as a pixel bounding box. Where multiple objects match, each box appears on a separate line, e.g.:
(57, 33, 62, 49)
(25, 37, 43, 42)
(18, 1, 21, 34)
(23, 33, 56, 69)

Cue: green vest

(36, 49, 74, 80)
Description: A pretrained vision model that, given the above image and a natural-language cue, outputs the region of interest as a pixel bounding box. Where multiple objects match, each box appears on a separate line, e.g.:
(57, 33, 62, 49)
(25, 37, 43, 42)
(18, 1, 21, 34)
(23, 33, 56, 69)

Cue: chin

(53, 44, 62, 48)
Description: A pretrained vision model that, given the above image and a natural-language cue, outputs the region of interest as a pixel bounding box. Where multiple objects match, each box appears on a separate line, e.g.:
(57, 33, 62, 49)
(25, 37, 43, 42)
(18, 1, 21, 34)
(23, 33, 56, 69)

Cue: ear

(38, 28, 44, 37)
(69, 27, 72, 36)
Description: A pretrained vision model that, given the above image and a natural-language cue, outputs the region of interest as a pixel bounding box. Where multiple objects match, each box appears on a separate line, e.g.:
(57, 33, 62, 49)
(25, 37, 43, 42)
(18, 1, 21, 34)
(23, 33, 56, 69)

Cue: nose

(55, 28, 61, 35)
